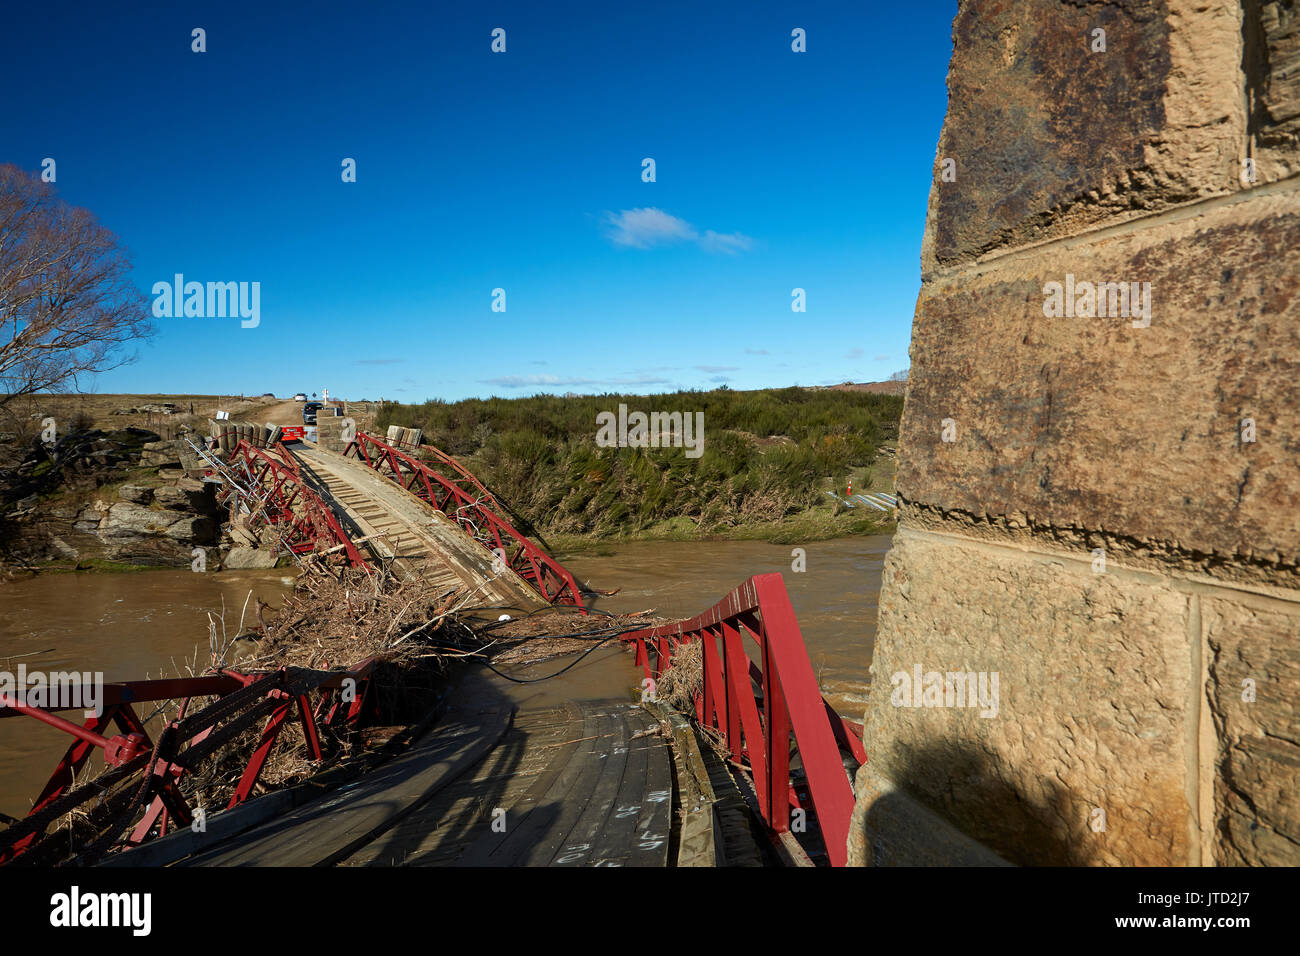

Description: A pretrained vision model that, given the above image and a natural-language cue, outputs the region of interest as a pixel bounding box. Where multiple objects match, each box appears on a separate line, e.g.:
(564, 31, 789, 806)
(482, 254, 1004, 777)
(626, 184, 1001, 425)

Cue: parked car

(302, 401, 323, 425)
(293, 392, 307, 402)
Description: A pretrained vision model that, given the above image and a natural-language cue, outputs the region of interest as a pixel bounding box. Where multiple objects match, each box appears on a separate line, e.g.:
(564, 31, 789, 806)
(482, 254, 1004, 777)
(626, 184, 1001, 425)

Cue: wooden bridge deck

(356, 700, 672, 867)
(175, 690, 676, 867)
(163, 690, 781, 867)
(287, 442, 548, 611)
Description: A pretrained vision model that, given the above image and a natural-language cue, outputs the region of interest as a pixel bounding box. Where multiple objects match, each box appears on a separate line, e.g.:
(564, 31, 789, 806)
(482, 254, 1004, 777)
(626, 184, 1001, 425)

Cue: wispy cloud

(744, 348, 770, 356)
(874, 354, 890, 361)
(481, 373, 672, 389)
(354, 358, 403, 366)
(699, 230, 754, 254)
(845, 347, 864, 360)
(695, 364, 738, 374)
(602, 207, 754, 254)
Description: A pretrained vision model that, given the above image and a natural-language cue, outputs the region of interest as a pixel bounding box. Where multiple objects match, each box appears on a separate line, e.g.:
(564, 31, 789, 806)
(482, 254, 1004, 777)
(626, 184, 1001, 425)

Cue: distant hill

(807, 380, 907, 396)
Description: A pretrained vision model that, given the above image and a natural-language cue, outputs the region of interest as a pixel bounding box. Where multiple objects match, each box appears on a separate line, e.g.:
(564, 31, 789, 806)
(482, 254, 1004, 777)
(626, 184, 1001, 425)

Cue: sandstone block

(1202, 594, 1300, 865)
(923, 0, 1244, 270)
(860, 531, 1193, 865)
(899, 195, 1300, 583)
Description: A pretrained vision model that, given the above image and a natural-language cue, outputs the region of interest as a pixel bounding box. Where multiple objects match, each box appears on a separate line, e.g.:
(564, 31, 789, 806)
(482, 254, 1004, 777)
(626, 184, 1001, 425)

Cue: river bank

(546, 506, 893, 551)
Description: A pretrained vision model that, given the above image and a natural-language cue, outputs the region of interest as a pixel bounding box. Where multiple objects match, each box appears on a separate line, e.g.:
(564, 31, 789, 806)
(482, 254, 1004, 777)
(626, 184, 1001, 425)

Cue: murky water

(0, 569, 295, 819)
(0, 535, 889, 821)
(559, 536, 891, 718)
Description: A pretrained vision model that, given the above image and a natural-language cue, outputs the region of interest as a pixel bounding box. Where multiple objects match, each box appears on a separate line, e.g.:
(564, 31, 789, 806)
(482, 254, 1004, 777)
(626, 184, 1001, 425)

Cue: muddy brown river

(0, 535, 889, 819)
(558, 536, 889, 714)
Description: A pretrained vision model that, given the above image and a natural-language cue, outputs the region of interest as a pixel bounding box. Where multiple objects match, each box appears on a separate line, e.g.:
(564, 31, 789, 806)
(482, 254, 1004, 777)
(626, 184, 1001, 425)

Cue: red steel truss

(222, 440, 369, 569)
(345, 431, 585, 609)
(621, 573, 866, 867)
(0, 659, 381, 865)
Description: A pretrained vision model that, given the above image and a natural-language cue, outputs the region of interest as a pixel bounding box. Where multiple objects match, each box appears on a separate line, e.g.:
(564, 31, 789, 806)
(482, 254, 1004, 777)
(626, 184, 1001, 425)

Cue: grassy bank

(375, 386, 903, 542)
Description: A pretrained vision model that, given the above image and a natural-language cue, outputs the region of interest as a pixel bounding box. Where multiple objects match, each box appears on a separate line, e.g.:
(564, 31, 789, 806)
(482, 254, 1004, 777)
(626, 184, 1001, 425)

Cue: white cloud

(699, 230, 753, 254)
(602, 207, 753, 254)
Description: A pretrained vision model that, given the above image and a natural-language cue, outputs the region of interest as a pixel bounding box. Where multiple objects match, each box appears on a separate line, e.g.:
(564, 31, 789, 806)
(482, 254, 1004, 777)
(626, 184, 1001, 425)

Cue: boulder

(222, 546, 279, 570)
(154, 478, 216, 513)
(98, 502, 190, 538)
(139, 439, 182, 468)
(117, 484, 154, 505)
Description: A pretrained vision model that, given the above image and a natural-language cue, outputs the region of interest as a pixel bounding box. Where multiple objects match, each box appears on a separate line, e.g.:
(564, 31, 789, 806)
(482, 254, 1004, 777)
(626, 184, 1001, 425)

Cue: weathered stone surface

(900, 194, 1300, 585)
(153, 478, 216, 513)
(1250, 0, 1300, 178)
(221, 546, 278, 570)
(117, 484, 153, 505)
(94, 502, 215, 565)
(98, 502, 188, 538)
(859, 531, 1194, 866)
(856, 0, 1300, 869)
(923, 0, 1243, 270)
(850, 762, 1013, 867)
(315, 413, 353, 453)
(1202, 594, 1300, 865)
(139, 439, 182, 467)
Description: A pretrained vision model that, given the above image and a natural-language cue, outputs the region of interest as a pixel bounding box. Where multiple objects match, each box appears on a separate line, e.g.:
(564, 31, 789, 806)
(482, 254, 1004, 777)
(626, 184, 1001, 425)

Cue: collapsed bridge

(0, 432, 864, 866)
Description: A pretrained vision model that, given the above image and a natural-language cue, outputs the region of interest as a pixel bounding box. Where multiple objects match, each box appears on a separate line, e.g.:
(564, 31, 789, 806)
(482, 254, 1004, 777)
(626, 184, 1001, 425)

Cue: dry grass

(654, 639, 703, 712)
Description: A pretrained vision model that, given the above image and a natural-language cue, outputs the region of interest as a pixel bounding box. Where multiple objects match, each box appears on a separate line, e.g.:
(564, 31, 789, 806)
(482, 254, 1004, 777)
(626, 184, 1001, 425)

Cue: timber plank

(180, 702, 512, 867)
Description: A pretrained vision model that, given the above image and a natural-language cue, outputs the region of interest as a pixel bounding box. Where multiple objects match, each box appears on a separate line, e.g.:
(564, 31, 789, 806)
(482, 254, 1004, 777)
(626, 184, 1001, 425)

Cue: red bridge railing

(381, 432, 506, 512)
(0, 659, 380, 865)
(345, 431, 584, 609)
(622, 573, 865, 866)
(224, 440, 369, 569)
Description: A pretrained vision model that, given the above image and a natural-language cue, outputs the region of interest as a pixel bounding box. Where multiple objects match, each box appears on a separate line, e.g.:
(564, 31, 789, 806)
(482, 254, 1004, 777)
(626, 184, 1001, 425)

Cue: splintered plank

(179, 703, 513, 867)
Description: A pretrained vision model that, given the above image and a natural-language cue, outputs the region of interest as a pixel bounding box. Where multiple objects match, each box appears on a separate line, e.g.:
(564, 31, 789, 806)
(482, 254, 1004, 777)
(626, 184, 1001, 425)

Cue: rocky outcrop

(0, 428, 221, 568)
(94, 499, 215, 564)
(138, 439, 183, 469)
(852, 0, 1300, 867)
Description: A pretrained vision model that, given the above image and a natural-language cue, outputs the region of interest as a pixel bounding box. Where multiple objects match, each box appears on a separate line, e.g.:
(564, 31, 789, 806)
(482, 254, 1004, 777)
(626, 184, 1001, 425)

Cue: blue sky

(2, 1, 955, 402)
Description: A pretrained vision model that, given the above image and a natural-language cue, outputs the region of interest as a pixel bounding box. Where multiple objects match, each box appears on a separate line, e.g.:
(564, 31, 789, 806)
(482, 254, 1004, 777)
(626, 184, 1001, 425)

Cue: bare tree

(0, 164, 151, 412)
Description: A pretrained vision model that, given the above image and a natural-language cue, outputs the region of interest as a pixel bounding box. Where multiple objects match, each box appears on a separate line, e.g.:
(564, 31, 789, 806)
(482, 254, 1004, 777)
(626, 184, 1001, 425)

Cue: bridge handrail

(346, 431, 584, 608)
(226, 440, 369, 569)
(0, 659, 381, 864)
(380, 433, 504, 509)
(621, 572, 862, 866)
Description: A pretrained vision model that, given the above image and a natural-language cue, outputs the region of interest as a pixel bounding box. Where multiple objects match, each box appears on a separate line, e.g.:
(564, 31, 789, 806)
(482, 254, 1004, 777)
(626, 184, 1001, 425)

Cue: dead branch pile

(464, 605, 669, 666)
(654, 639, 703, 712)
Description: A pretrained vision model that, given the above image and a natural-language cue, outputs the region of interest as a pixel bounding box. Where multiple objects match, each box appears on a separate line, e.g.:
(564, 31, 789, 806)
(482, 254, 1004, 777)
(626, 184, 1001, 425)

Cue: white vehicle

(293, 393, 307, 402)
